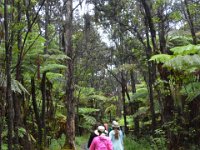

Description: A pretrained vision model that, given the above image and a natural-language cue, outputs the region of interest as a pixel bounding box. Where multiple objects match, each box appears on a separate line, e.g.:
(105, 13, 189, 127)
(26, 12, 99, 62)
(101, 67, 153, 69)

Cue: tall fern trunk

(40, 1, 50, 146)
(64, 0, 76, 149)
(4, 0, 14, 149)
(46, 80, 54, 122)
(31, 78, 42, 149)
(41, 72, 46, 147)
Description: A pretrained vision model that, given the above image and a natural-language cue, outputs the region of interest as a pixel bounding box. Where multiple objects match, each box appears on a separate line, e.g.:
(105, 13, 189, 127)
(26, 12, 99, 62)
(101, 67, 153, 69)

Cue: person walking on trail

(89, 126, 113, 150)
(87, 123, 101, 149)
(109, 121, 124, 150)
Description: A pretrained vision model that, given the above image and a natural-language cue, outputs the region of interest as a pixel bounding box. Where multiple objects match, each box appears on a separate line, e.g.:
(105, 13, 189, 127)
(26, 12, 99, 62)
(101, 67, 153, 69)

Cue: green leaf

(46, 72, 64, 80)
(43, 54, 70, 61)
(133, 107, 149, 118)
(150, 54, 172, 63)
(170, 44, 200, 55)
(11, 79, 29, 94)
(131, 88, 148, 101)
(105, 104, 116, 114)
(88, 94, 108, 101)
(41, 64, 67, 73)
(18, 127, 26, 138)
(82, 115, 97, 124)
(79, 107, 99, 114)
(181, 82, 200, 102)
(49, 139, 61, 150)
(164, 55, 200, 71)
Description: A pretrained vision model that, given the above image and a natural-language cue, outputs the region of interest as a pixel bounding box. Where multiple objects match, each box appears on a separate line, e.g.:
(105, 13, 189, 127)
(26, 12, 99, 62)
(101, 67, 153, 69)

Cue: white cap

(112, 121, 119, 128)
(98, 126, 105, 132)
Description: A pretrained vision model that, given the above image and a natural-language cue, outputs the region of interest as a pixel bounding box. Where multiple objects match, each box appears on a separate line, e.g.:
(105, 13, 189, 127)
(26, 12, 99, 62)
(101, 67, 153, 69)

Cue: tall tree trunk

(130, 71, 139, 136)
(144, 17, 156, 131)
(121, 73, 128, 134)
(183, 0, 197, 45)
(40, 0, 50, 146)
(140, 0, 157, 131)
(0, 88, 5, 150)
(4, 0, 14, 149)
(31, 78, 42, 149)
(141, 0, 157, 52)
(157, 4, 174, 123)
(64, 0, 76, 149)
(13, 1, 23, 148)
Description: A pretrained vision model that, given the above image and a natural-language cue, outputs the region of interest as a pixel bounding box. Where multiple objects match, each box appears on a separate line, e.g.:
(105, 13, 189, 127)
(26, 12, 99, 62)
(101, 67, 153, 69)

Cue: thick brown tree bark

(64, 0, 76, 149)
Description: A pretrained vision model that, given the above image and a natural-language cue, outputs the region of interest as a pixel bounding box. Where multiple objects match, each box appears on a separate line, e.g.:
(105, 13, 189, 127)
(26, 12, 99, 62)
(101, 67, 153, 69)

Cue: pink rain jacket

(89, 135, 113, 150)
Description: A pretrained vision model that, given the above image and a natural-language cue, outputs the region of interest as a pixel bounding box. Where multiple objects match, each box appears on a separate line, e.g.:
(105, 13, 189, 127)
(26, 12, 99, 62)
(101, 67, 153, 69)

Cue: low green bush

(124, 136, 152, 150)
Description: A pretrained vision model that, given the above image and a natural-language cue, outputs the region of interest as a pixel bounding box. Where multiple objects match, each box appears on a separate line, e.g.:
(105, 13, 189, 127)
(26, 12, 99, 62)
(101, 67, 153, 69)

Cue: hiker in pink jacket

(89, 126, 113, 150)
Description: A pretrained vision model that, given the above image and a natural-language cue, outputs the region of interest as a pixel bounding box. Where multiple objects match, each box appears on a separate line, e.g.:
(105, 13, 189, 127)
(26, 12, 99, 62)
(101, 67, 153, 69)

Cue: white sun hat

(98, 126, 105, 133)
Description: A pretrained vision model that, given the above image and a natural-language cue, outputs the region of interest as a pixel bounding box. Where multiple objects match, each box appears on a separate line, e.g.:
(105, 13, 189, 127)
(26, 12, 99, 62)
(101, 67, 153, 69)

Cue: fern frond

(89, 94, 108, 101)
(79, 107, 99, 114)
(170, 44, 200, 55)
(181, 82, 200, 102)
(82, 115, 96, 124)
(46, 72, 63, 80)
(11, 79, 29, 94)
(131, 88, 148, 101)
(164, 55, 200, 71)
(168, 35, 192, 46)
(150, 54, 172, 63)
(133, 106, 149, 118)
(43, 54, 70, 61)
(41, 64, 67, 73)
(105, 104, 116, 114)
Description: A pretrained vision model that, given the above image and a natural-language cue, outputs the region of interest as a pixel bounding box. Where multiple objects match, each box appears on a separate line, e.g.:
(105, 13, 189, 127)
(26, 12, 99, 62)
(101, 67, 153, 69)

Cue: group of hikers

(87, 120, 124, 150)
